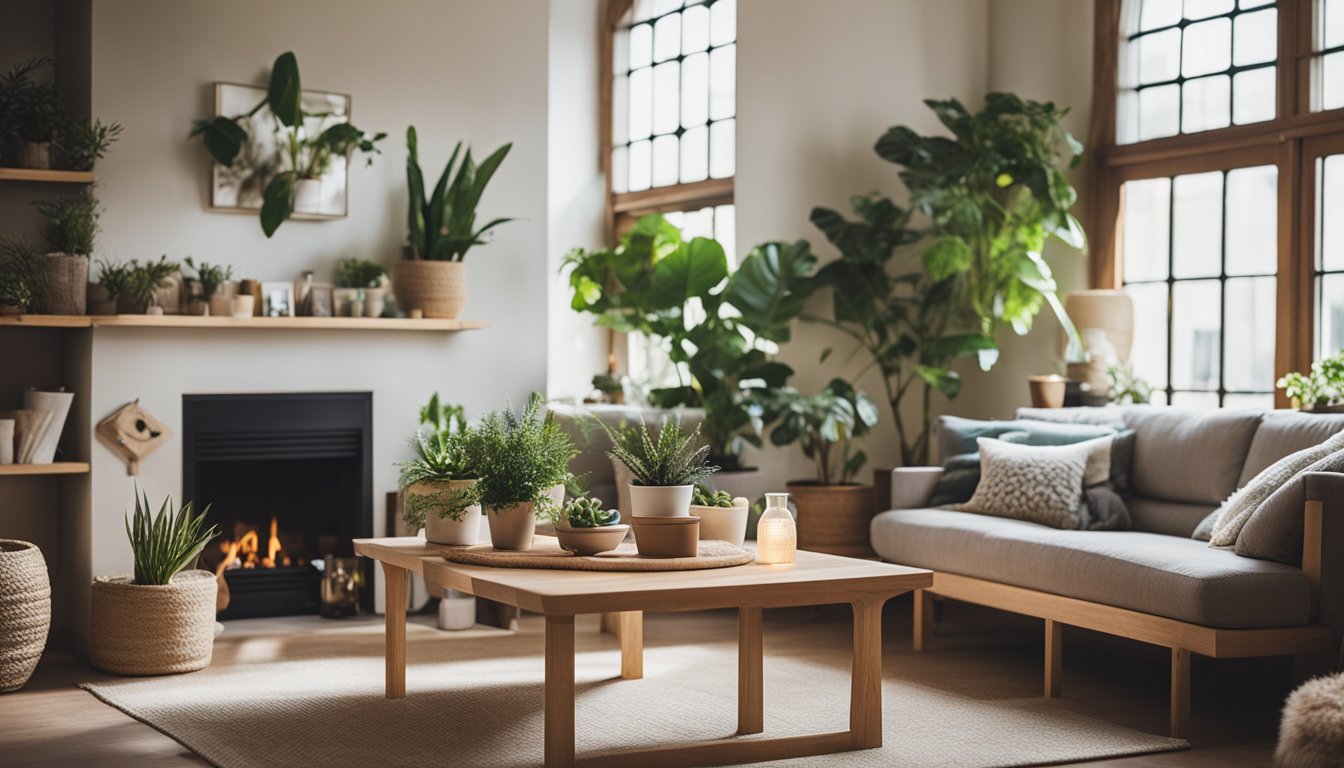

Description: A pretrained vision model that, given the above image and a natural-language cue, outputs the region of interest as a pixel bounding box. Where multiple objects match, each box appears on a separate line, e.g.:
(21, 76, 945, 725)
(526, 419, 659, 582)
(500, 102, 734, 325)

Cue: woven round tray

(439, 536, 753, 571)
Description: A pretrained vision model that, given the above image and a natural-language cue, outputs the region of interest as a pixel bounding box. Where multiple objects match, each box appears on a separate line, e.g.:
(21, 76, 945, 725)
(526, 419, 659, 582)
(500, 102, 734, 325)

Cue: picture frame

(208, 82, 353, 220)
(308, 284, 334, 318)
(261, 281, 295, 318)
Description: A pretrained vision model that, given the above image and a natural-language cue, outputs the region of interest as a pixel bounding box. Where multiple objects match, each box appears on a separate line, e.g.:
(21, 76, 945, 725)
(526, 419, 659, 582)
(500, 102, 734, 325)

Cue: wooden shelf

(0, 314, 487, 331)
(0, 168, 95, 184)
(0, 462, 90, 476)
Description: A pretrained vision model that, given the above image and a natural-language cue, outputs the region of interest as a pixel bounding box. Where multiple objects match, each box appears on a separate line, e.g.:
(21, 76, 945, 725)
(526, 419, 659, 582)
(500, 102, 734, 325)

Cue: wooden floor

(0, 598, 1286, 767)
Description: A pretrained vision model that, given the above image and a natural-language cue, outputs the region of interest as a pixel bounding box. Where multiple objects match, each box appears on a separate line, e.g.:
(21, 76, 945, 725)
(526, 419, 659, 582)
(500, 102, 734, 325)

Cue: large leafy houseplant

(404, 126, 514, 261)
(769, 378, 879, 486)
(191, 52, 385, 237)
(809, 94, 1085, 466)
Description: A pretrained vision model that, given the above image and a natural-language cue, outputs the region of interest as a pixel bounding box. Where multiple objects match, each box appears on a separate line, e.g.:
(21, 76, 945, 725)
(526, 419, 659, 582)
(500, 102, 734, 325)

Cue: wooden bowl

(630, 515, 700, 558)
(554, 524, 629, 556)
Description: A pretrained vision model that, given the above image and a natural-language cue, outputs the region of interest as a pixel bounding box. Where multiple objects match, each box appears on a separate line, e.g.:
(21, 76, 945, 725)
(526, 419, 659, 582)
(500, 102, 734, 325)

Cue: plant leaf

(260, 173, 295, 237)
(266, 51, 303, 127)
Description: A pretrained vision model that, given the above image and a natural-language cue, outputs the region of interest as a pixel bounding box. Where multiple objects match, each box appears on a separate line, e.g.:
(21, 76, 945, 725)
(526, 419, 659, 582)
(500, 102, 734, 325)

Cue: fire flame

(216, 516, 290, 571)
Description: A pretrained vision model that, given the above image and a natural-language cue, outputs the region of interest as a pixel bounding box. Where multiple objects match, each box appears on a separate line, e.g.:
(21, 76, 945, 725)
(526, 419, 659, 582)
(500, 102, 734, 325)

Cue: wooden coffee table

(354, 536, 931, 768)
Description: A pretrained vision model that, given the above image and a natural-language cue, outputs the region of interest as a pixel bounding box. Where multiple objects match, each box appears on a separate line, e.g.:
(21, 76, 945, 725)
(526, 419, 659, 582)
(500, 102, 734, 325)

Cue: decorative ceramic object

(90, 570, 217, 676)
(231, 295, 255, 318)
(33, 254, 87, 315)
(486, 502, 537, 551)
(238, 280, 264, 316)
(394, 260, 466, 319)
(789, 483, 875, 557)
(293, 178, 322, 214)
(364, 286, 388, 318)
(208, 296, 232, 317)
(22, 389, 74, 465)
(630, 515, 699, 558)
(438, 587, 476, 630)
(691, 500, 749, 547)
(555, 524, 629, 556)
(1028, 374, 1068, 408)
(412, 479, 481, 546)
(628, 484, 693, 517)
(890, 467, 944, 510)
(95, 399, 170, 476)
(0, 540, 50, 692)
(756, 493, 796, 564)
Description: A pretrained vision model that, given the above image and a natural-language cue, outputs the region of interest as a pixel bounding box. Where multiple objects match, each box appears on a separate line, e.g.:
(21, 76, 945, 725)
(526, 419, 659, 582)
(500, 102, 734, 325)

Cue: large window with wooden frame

(1091, 0, 1344, 408)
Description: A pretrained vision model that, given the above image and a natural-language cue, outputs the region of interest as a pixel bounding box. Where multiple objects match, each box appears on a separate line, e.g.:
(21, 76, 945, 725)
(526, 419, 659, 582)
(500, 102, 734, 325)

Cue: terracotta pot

(411, 479, 481, 546)
(555, 524, 629, 555)
(33, 254, 87, 315)
(628, 484, 693, 517)
(0, 540, 50, 692)
(788, 482, 876, 558)
(18, 142, 50, 170)
(1028, 374, 1067, 409)
(486, 502, 537, 551)
(631, 515, 700, 558)
(90, 570, 217, 676)
(208, 296, 233, 317)
(691, 503, 748, 547)
(394, 260, 466, 319)
(86, 283, 117, 315)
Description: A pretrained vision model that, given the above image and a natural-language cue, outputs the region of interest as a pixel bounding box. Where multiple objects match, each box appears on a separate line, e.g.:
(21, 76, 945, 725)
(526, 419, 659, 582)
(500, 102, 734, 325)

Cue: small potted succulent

(690, 484, 750, 548)
(184, 257, 238, 316)
(606, 418, 716, 558)
(460, 394, 576, 551)
(334, 257, 388, 318)
(398, 405, 480, 546)
(555, 496, 627, 555)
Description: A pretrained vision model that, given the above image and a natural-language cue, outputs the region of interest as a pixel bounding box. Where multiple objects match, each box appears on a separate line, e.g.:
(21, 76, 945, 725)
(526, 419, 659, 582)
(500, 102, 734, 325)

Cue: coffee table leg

(850, 599, 884, 749)
(545, 614, 576, 768)
(738, 606, 764, 735)
(617, 610, 643, 679)
(380, 561, 408, 699)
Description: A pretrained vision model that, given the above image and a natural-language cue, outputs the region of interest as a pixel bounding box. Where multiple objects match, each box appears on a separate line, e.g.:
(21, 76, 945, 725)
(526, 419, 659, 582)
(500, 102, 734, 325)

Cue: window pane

(1326, 0, 1344, 50)
(630, 23, 653, 70)
(1318, 273, 1344, 358)
(1141, 0, 1182, 30)
(1322, 51, 1344, 111)
(715, 204, 736, 265)
(709, 0, 736, 47)
(1233, 8, 1276, 66)
(613, 28, 630, 76)
(1182, 74, 1231, 132)
(680, 124, 708, 182)
(611, 145, 629, 194)
(682, 4, 709, 54)
(681, 51, 709, 128)
(628, 139, 652, 191)
(654, 13, 681, 63)
(710, 118, 734, 178)
(1183, 18, 1232, 78)
(1233, 67, 1276, 124)
(613, 74, 630, 145)
(652, 61, 680, 136)
(1138, 84, 1181, 140)
(1171, 391, 1221, 408)
(679, 206, 714, 239)
(1126, 282, 1170, 390)
(1322, 155, 1344, 271)
(1172, 171, 1224, 279)
(1225, 165, 1277, 275)
(629, 67, 652, 141)
(1224, 393, 1274, 409)
(1186, 0, 1235, 20)
(709, 44, 736, 120)
(1122, 177, 1171, 282)
(1241, 0, 1273, 8)
(1172, 280, 1222, 390)
(652, 134, 679, 187)
(1223, 276, 1276, 391)
(1139, 28, 1181, 84)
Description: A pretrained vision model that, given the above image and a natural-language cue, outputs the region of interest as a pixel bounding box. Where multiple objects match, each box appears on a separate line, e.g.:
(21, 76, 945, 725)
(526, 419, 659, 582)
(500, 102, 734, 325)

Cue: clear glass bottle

(756, 492, 796, 564)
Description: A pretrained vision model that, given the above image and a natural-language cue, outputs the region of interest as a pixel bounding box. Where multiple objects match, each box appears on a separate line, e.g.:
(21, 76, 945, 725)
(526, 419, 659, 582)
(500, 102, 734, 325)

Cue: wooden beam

(380, 561, 408, 699)
(913, 589, 933, 652)
(617, 610, 643, 680)
(611, 177, 734, 215)
(1045, 619, 1063, 698)
(1170, 647, 1190, 739)
(849, 599, 884, 749)
(737, 606, 763, 735)
(546, 614, 577, 768)
(1304, 500, 1324, 619)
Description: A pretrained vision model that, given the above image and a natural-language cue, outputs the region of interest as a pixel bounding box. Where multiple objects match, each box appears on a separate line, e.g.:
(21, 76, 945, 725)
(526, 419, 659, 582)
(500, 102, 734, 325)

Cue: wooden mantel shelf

(0, 314, 487, 331)
(0, 462, 90, 476)
(0, 168, 96, 183)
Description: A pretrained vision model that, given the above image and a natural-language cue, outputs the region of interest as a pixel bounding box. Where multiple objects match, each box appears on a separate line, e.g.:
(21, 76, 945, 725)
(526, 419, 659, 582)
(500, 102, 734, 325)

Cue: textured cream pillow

(957, 438, 1090, 529)
(1209, 429, 1344, 546)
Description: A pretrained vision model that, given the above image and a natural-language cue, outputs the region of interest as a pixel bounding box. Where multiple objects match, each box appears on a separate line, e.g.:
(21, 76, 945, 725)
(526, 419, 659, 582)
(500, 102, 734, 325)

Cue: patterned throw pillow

(957, 438, 1091, 530)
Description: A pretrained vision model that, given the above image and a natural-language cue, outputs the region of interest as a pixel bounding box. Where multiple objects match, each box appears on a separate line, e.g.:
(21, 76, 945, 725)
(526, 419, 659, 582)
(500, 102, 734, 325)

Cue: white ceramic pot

(364, 286, 388, 318)
(628, 484, 693, 517)
(691, 502, 749, 547)
(890, 467, 944, 510)
(231, 295, 255, 318)
(208, 296, 233, 317)
(293, 178, 322, 214)
(410, 479, 481, 546)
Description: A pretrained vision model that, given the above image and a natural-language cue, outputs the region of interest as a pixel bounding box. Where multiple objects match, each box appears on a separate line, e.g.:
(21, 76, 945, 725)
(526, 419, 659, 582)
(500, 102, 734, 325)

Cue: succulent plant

(562, 496, 620, 528)
(692, 484, 736, 508)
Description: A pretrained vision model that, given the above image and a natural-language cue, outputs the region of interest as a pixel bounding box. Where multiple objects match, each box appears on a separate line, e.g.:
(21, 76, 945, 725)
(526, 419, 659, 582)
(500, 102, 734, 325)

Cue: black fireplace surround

(183, 393, 373, 619)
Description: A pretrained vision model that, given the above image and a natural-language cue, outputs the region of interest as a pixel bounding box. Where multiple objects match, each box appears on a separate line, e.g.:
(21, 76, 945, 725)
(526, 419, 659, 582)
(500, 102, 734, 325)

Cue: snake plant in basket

(90, 487, 221, 676)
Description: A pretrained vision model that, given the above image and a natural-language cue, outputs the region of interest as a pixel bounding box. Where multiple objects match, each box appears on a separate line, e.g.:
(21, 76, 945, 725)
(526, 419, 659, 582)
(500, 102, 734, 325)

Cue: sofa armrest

(889, 467, 944, 510)
(1302, 471, 1344, 665)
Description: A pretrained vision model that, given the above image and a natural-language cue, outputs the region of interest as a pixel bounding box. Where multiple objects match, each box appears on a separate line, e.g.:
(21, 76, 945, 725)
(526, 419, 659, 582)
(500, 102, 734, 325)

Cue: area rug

(82, 615, 1187, 768)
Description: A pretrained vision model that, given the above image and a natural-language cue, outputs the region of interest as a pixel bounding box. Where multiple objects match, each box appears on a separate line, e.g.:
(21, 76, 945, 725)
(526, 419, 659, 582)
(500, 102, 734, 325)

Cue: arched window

(1092, 0, 1344, 407)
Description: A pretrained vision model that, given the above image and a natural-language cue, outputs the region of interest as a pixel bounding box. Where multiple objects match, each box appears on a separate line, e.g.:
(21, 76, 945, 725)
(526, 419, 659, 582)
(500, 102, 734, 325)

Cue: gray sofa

(872, 405, 1344, 738)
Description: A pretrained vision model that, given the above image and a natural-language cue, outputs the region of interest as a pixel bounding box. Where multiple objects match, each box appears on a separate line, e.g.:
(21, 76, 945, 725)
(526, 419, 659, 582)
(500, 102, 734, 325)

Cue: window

(1092, 0, 1344, 408)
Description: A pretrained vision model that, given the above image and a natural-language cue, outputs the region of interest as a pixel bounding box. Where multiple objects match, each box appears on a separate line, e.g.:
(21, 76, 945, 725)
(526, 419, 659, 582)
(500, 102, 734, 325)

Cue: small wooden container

(631, 515, 700, 558)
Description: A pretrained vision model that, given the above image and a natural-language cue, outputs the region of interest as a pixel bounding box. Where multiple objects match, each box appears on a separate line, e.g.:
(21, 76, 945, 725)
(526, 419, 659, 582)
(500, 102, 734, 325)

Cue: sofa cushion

(1237, 449, 1344, 565)
(957, 438, 1090, 529)
(1120, 407, 1262, 505)
(871, 508, 1311, 628)
(1210, 430, 1344, 546)
(1237, 411, 1344, 486)
(1127, 497, 1217, 537)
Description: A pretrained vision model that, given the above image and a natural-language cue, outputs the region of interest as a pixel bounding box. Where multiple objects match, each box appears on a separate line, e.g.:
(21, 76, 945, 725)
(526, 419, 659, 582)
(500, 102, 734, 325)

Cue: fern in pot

(90, 487, 220, 676)
(460, 394, 576, 551)
(606, 417, 716, 518)
(399, 407, 480, 546)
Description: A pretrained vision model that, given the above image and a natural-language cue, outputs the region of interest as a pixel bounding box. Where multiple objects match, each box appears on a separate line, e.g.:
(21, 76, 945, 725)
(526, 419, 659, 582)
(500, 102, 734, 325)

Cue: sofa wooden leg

(1170, 647, 1190, 739)
(913, 589, 933, 652)
(1045, 619, 1062, 698)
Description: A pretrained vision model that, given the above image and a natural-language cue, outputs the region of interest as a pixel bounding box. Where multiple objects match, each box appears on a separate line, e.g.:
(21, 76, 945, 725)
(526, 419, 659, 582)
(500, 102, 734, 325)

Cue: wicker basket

(789, 482, 876, 558)
(33, 253, 88, 315)
(394, 260, 466, 319)
(0, 540, 50, 692)
(90, 570, 218, 676)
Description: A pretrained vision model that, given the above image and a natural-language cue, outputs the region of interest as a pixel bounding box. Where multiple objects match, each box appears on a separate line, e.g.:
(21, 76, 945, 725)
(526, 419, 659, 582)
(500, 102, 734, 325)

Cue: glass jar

(755, 492, 796, 564)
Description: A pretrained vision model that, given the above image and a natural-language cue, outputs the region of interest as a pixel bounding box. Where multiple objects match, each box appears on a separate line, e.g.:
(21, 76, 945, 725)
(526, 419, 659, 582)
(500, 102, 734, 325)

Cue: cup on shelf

(231, 295, 255, 318)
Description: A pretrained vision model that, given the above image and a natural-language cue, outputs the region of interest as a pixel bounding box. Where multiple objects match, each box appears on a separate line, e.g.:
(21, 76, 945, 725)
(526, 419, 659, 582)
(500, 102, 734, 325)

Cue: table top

(355, 536, 931, 615)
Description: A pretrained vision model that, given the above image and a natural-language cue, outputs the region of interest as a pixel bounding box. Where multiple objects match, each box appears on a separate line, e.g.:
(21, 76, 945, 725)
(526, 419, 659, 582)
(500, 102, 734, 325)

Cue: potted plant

(690, 484, 749, 547)
(0, 237, 38, 316)
(399, 414, 480, 547)
(334, 257, 387, 318)
(90, 487, 219, 676)
(606, 417, 716, 558)
(554, 496, 627, 555)
(769, 378, 880, 557)
(58, 117, 122, 172)
(91, 258, 133, 315)
(30, 188, 100, 314)
(125, 256, 180, 314)
(191, 52, 385, 237)
(1, 58, 61, 169)
(1278, 352, 1344, 412)
(460, 394, 575, 551)
(183, 257, 236, 316)
(398, 126, 514, 319)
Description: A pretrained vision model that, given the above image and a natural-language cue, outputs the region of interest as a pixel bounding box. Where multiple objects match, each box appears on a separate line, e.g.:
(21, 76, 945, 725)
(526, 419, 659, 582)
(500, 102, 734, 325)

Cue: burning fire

(215, 516, 292, 573)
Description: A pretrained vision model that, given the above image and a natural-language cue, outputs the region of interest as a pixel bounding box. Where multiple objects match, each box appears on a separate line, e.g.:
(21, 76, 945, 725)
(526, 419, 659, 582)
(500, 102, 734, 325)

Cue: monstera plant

(809, 93, 1085, 467)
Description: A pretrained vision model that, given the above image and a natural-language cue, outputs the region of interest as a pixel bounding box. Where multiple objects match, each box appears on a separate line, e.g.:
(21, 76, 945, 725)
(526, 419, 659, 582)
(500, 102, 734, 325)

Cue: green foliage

(0, 58, 60, 143)
(562, 496, 620, 528)
(404, 126, 514, 261)
(769, 378, 879, 485)
(1108, 362, 1152, 405)
(32, 187, 101, 257)
(124, 256, 181, 312)
(96, 258, 135, 300)
(461, 394, 577, 518)
(183, 256, 236, 300)
(1277, 352, 1344, 408)
(398, 429, 477, 528)
(419, 392, 468, 437)
(190, 52, 385, 238)
(334, 257, 386, 289)
(692, 484, 735, 508)
(605, 416, 717, 487)
(0, 237, 39, 311)
(58, 118, 123, 172)
(124, 486, 219, 586)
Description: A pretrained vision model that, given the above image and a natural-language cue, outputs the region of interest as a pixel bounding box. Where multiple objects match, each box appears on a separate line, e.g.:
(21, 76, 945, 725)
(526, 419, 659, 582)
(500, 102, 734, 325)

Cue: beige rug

(81, 613, 1187, 768)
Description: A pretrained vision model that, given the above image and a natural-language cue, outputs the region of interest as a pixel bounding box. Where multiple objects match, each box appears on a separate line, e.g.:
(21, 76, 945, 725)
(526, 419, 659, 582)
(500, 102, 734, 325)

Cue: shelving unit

(0, 168, 96, 184)
(0, 462, 90, 476)
(0, 314, 488, 331)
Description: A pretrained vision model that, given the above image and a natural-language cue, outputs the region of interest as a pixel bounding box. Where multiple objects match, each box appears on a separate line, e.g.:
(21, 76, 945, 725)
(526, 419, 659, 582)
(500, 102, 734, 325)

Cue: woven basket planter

(394, 260, 466, 319)
(90, 570, 218, 676)
(789, 482, 876, 558)
(0, 540, 50, 693)
(33, 253, 88, 315)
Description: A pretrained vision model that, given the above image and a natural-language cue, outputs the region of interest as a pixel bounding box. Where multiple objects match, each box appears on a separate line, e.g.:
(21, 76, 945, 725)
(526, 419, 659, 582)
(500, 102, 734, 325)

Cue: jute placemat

(439, 536, 753, 571)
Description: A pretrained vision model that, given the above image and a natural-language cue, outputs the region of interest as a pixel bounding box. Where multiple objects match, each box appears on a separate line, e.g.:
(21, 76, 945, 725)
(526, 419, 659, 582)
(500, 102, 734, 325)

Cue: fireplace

(182, 393, 373, 619)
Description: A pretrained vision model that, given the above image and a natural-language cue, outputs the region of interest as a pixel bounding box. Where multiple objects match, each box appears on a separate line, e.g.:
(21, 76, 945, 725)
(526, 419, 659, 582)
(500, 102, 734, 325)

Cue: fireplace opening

(183, 393, 373, 620)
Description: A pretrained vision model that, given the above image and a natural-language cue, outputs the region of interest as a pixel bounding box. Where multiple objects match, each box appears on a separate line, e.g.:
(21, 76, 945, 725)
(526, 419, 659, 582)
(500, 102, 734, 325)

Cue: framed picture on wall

(261, 281, 295, 318)
(208, 82, 352, 220)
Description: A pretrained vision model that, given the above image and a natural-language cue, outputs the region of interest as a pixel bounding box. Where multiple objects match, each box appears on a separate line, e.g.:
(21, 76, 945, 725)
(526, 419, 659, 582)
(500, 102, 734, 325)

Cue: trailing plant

(1278, 352, 1344, 409)
(0, 236, 40, 311)
(692, 484, 735, 508)
(562, 496, 620, 528)
(461, 393, 577, 519)
(58, 117, 122, 171)
(404, 125, 514, 261)
(126, 255, 180, 312)
(191, 51, 385, 237)
(1108, 362, 1152, 405)
(124, 486, 219, 586)
(32, 187, 101, 256)
(96, 258, 135, 302)
(0, 57, 61, 144)
(769, 378, 879, 485)
(419, 392, 467, 437)
(807, 93, 1085, 466)
(334, 257, 386, 289)
(399, 428, 477, 528)
(183, 256, 236, 300)
(604, 416, 717, 487)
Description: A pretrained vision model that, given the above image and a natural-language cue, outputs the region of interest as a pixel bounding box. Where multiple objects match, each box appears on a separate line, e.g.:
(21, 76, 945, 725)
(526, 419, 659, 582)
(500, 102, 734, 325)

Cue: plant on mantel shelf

(396, 126, 514, 320)
(190, 52, 385, 237)
(30, 187, 101, 314)
(183, 256, 237, 316)
(125, 256, 181, 315)
(0, 57, 61, 169)
(0, 236, 39, 314)
(805, 93, 1086, 467)
(58, 117, 122, 172)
